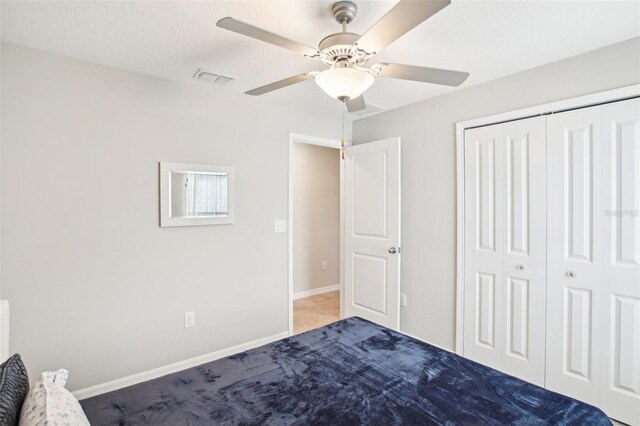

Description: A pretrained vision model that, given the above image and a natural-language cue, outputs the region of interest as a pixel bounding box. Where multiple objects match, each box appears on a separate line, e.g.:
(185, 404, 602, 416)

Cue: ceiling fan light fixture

(315, 67, 374, 102)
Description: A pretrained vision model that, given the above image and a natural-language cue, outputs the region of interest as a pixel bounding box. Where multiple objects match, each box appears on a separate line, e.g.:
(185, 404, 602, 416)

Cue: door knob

(567, 271, 576, 278)
(388, 247, 397, 254)
(517, 264, 526, 271)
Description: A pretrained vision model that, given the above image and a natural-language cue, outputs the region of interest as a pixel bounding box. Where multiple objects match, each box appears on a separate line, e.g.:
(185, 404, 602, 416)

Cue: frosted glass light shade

(315, 67, 374, 101)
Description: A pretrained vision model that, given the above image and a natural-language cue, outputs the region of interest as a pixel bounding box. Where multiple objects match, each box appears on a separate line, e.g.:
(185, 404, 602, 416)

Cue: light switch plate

(274, 220, 286, 233)
(184, 311, 195, 328)
(400, 293, 407, 307)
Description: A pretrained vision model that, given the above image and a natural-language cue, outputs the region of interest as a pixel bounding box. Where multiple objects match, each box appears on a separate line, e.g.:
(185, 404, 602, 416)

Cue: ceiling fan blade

(376, 63, 469, 87)
(217, 17, 319, 58)
(346, 95, 367, 113)
(245, 73, 317, 96)
(356, 0, 450, 55)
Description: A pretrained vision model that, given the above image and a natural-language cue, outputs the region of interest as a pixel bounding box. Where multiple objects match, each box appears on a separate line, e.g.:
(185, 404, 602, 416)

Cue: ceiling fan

(217, 0, 469, 112)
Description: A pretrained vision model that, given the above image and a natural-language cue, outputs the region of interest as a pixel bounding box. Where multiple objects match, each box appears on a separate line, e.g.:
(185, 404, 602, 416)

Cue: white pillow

(19, 369, 89, 426)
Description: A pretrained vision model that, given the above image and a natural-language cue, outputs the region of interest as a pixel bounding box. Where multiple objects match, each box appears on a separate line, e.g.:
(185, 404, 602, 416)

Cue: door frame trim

(288, 133, 344, 336)
(454, 84, 640, 355)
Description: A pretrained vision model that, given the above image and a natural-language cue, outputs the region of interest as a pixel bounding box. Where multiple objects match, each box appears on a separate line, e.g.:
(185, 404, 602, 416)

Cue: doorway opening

(288, 133, 343, 335)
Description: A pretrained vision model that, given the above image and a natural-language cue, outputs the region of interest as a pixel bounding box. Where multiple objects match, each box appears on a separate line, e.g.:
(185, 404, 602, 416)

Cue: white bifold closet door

(546, 98, 640, 425)
(463, 116, 547, 385)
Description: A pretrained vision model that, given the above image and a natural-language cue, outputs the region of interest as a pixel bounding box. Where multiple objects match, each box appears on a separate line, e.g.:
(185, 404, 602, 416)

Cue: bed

(80, 317, 611, 425)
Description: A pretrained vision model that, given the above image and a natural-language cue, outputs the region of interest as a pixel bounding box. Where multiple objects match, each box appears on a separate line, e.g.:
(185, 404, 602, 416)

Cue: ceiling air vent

(193, 68, 237, 86)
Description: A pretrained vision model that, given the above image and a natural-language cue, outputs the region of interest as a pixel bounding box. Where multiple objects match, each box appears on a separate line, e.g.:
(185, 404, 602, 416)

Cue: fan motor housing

(318, 32, 361, 63)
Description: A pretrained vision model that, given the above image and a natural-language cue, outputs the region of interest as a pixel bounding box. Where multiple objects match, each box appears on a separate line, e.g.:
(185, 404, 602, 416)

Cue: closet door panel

(500, 117, 546, 385)
(546, 107, 602, 406)
(464, 125, 503, 369)
(601, 98, 640, 425)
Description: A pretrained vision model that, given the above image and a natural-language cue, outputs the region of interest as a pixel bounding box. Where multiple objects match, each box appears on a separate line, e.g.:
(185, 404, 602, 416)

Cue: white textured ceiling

(2, 1, 639, 118)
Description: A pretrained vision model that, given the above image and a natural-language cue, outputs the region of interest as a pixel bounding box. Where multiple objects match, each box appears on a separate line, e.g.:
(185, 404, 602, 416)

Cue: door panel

(566, 124, 594, 262)
(353, 253, 387, 314)
(464, 117, 546, 384)
(477, 139, 497, 252)
(476, 272, 496, 348)
(353, 151, 388, 238)
(611, 295, 639, 393)
(506, 276, 529, 359)
(546, 106, 602, 406)
(507, 134, 530, 255)
(464, 125, 503, 369)
(500, 117, 546, 385)
(344, 138, 400, 330)
(600, 98, 640, 425)
(565, 286, 593, 379)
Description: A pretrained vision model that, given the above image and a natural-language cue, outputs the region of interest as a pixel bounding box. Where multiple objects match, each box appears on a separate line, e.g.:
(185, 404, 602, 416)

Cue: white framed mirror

(160, 162, 235, 227)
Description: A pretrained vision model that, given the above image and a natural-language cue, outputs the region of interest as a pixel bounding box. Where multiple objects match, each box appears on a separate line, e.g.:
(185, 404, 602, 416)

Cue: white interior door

(463, 117, 546, 385)
(600, 98, 640, 425)
(546, 106, 603, 407)
(344, 138, 401, 330)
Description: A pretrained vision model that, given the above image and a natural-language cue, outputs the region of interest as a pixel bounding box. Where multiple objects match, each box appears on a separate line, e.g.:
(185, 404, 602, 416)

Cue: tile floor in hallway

(293, 291, 341, 334)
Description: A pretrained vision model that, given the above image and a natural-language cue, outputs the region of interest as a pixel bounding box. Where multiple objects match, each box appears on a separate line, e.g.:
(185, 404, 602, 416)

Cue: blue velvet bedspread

(81, 317, 610, 425)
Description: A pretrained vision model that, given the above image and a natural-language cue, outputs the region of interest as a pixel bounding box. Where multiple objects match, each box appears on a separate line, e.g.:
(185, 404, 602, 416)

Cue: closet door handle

(517, 264, 526, 271)
(567, 271, 576, 278)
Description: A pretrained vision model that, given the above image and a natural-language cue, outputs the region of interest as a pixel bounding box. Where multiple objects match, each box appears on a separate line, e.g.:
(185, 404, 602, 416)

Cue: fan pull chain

(340, 109, 346, 160)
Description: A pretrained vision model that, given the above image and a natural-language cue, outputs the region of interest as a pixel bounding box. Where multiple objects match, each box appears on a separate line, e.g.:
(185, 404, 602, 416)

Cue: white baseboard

(293, 284, 341, 300)
(400, 330, 453, 353)
(73, 330, 289, 400)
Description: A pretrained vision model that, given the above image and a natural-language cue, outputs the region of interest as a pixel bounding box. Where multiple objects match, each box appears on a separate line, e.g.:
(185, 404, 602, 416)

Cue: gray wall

(292, 143, 340, 294)
(352, 37, 640, 350)
(1, 44, 341, 391)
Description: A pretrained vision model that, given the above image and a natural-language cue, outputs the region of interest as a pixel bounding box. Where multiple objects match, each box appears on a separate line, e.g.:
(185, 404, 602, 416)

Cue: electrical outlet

(274, 220, 286, 233)
(184, 311, 195, 328)
(400, 293, 407, 307)
(321, 261, 328, 271)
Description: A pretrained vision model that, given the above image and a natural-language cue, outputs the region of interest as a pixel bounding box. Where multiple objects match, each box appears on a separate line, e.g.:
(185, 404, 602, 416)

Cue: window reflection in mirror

(160, 162, 234, 227)
(170, 171, 229, 219)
